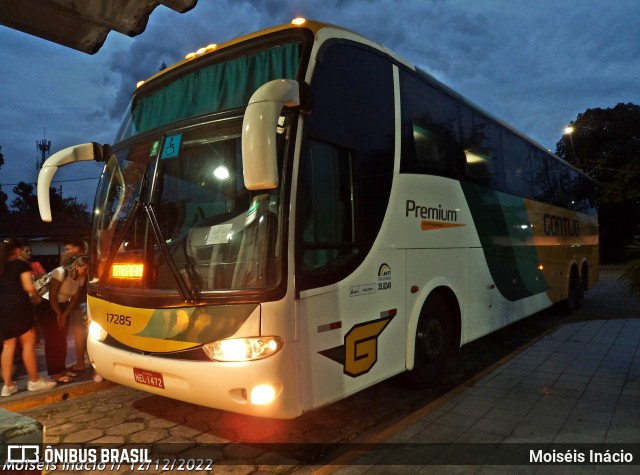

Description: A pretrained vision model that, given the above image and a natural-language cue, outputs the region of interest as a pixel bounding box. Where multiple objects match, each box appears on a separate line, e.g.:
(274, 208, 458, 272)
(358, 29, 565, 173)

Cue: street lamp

(564, 126, 578, 166)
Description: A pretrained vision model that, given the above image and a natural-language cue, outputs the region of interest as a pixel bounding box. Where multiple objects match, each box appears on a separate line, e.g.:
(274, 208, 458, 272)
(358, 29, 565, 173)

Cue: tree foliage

(0, 145, 91, 232)
(9, 181, 90, 221)
(556, 103, 640, 261)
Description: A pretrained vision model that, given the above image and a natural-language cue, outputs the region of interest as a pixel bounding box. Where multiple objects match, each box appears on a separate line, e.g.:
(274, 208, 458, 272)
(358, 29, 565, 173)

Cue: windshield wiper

(144, 203, 201, 304)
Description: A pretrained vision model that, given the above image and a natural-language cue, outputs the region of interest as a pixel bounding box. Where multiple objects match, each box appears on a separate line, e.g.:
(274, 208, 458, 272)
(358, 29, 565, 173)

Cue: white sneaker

(27, 379, 57, 392)
(1, 384, 18, 397)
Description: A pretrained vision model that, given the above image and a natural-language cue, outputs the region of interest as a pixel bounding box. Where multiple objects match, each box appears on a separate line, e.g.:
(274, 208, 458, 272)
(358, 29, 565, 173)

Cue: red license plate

(133, 368, 165, 389)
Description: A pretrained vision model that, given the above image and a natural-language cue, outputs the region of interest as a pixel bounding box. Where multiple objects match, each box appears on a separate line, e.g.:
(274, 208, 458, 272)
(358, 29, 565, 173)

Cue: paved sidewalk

(311, 318, 640, 473)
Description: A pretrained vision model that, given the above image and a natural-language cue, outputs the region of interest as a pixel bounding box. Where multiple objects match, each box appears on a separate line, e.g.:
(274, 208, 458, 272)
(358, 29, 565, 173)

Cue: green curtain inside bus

(131, 43, 300, 135)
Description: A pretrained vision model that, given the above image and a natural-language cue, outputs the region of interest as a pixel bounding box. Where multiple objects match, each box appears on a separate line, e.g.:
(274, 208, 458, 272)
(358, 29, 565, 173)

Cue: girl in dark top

(0, 237, 56, 396)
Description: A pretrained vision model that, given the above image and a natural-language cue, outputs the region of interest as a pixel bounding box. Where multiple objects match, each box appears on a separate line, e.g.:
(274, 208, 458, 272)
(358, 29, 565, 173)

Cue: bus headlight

(88, 320, 108, 341)
(202, 336, 284, 362)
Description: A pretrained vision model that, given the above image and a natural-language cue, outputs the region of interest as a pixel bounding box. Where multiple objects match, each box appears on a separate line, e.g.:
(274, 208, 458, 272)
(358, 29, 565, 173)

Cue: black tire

(561, 269, 584, 314)
(403, 292, 452, 388)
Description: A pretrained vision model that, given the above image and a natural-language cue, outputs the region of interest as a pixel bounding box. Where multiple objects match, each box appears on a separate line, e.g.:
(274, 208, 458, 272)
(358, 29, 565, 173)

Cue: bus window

(531, 150, 575, 209)
(299, 41, 394, 290)
(461, 109, 505, 189)
(531, 149, 556, 204)
(571, 172, 597, 215)
(400, 70, 463, 177)
(300, 140, 357, 272)
(502, 130, 533, 198)
(92, 145, 150, 287)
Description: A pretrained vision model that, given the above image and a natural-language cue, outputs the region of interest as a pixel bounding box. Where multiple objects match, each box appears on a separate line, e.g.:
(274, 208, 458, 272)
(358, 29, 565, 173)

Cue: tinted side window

(461, 109, 505, 189)
(299, 141, 357, 273)
(502, 130, 533, 198)
(572, 172, 597, 215)
(400, 71, 463, 177)
(530, 150, 596, 214)
(531, 149, 568, 206)
(298, 42, 394, 290)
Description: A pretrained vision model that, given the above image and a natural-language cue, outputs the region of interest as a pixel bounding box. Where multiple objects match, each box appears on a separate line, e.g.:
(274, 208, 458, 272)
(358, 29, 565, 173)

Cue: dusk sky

(1, 0, 638, 207)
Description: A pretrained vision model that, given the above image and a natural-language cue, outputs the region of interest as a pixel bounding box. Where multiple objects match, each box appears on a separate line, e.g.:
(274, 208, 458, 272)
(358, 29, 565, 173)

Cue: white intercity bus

(38, 19, 598, 419)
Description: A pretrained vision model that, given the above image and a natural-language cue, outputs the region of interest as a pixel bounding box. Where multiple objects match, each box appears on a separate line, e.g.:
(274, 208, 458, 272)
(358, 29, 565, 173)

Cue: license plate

(133, 368, 165, 389)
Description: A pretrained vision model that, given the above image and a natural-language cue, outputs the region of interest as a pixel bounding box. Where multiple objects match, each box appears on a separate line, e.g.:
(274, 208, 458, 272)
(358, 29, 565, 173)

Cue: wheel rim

(418, 318, 445, 362)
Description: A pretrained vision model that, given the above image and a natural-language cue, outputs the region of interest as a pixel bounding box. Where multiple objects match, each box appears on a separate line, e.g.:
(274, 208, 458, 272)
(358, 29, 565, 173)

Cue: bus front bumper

(87, 338, 302, 419)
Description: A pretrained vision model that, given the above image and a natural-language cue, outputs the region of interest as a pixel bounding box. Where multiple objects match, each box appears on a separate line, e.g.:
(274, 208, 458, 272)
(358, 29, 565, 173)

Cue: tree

(556, 103, 640, 262)
(11, 181, 40, 214)
(0, 144, 91, 236)
(48, 185, 91, 221)
(10, 181, 89, 221)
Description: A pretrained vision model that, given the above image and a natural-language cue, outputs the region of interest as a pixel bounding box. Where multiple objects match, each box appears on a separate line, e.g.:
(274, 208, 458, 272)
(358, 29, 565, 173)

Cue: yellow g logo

(343, 318, 392, 376)
(319, 310, 395, 377)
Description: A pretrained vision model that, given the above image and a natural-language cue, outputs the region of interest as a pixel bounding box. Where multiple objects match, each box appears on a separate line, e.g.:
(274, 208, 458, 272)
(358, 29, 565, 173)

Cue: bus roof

(135, 18, 589, 181)
(137, 19, 344, 87)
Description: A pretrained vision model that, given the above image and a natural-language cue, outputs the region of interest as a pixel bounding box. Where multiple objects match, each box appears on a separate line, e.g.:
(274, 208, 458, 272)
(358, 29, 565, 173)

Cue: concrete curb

(0, 380, 116, 413)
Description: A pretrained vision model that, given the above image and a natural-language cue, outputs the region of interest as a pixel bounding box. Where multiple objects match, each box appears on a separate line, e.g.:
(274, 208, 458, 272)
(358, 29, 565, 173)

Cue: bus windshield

(92, 117, 285, 296)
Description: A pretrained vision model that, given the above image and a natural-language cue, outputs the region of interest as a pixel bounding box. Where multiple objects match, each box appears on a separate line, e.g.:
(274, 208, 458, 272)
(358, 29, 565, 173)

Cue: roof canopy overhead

(0, 0, 198, 54)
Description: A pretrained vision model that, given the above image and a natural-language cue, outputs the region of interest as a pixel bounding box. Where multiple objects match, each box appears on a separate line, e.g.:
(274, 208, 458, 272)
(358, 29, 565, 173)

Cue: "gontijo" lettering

(543, 214, 580, 236)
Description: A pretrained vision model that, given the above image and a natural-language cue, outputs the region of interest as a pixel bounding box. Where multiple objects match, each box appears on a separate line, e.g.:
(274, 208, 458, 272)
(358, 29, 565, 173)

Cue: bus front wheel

(404, 293, 452, 388)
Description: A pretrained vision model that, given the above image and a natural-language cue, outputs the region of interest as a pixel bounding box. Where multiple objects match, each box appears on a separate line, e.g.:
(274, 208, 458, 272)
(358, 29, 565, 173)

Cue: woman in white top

(36, 255, 88, 383)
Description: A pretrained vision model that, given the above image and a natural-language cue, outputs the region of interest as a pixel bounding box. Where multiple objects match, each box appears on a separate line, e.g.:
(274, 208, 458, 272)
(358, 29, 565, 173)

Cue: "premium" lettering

(405, 200, 458, 222)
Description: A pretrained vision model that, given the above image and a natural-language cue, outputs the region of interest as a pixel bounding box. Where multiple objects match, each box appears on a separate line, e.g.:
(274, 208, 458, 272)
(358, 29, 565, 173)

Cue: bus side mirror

(242, 79, 301, 190)
(37, 142, 110, 222)
(464, 150, 491, 183)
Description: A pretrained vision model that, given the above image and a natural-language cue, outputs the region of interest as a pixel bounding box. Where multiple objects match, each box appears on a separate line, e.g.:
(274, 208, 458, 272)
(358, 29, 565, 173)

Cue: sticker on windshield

(161, 133, 183, 159)
(150, 140, 160, 157)
(246, 200, 259, 226)
(206, 224, 233, 245)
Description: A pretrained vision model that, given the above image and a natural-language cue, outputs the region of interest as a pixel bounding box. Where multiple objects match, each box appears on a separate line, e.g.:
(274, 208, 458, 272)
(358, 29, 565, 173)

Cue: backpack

(34, 268, 67, 298)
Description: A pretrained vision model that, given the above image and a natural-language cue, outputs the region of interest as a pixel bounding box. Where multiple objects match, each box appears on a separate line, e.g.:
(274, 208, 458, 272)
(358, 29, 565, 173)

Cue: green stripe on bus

(461, 182, 549, 301)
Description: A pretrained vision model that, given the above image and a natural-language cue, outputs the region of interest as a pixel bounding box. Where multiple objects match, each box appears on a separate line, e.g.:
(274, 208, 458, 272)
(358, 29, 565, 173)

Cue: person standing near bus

(60, 238, 89, 373)
(0, 237, 57, 396)
(61, 238, 85, 266)
(20, 243, 46, 280)
(36, 254, 88, 383)
(19, 242, 46, 350)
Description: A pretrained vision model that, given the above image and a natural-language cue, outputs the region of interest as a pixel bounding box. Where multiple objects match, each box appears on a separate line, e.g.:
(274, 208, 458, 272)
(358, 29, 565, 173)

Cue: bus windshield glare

(92, 117, 285, 295)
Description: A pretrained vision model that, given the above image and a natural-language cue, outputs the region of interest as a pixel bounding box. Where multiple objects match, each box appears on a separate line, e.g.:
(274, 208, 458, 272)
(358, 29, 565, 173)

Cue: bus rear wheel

(561, 269, 584, 314)
(404, 293, 452, 388)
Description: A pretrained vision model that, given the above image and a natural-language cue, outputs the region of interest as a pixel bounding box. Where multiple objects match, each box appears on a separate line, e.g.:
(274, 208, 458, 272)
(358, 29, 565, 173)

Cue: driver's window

(300, 140, 357, 272)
